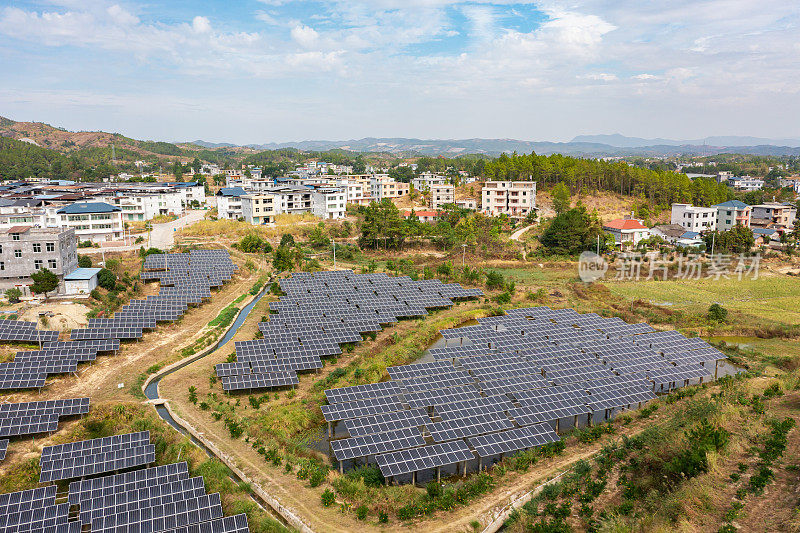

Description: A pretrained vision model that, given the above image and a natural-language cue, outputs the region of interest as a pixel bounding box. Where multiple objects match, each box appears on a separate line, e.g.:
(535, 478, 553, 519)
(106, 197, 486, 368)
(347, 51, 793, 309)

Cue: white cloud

(584, 73, 617, 81)
(192, 16, 211, 34)
(290, 24, 319, 49)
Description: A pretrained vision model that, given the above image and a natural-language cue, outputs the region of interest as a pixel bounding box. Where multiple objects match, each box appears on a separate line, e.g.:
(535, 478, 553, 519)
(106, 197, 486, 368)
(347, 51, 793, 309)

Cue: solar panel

(375, 440, 474, 477)
(160, 514, 250, 533)
(0, 486, 56, 514)
(40, 444, 156, 482)
(342, 408, 431, 437)
(330, 427, 425, 461)
(325, 381, 403, 404)
(467, 423, 560, 458)
(321, 396, 404, 422)
(0, 439, 6, 461)
(68, 462, 190, 505)
(90, 492, 223, 533)
(428, 412, 514, 443)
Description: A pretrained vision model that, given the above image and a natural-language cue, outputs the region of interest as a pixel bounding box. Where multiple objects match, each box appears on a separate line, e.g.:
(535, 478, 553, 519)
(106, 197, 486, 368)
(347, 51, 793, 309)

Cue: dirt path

(510, 225, 534, 242)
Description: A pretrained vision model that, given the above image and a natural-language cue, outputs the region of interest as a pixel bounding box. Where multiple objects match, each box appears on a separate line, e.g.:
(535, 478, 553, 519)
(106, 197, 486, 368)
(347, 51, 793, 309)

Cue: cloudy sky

(1, 0, 798, 144)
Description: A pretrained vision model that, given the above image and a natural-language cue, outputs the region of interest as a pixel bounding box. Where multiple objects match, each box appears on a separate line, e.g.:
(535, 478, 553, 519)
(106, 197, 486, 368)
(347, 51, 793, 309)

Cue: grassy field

(608, 275, 800, 325)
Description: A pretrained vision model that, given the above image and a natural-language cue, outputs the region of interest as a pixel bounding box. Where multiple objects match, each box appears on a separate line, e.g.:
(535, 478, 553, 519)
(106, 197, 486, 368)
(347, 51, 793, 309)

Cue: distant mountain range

(570, 133, 800, 148)
(189, 136, 800, 157)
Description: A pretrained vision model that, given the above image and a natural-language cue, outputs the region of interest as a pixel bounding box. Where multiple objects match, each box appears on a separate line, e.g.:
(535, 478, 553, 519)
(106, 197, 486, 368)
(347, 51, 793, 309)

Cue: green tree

(191, 157, 202, 174)
(551, 182, 571, 214)
(358, 199, 408, 249)
(703, 225, 755, 254)
(97, 268, 117, 290)
(31, 268, 59, 297)
(539, 207, 606, 255)
(388, 166, 415, 184)
(172, 161, 184, 181)
(308, 223, 331, 248)
(5, 288, 21, 303)
(77, 255, 92, 268)
(272, 245, 295, 272)
(239, 234, 271, 253)
(280, 233, 295, 247)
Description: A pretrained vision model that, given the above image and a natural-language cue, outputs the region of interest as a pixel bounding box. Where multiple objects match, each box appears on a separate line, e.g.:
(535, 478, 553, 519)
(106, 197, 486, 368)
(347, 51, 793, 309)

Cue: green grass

(608, 276, 800, 325)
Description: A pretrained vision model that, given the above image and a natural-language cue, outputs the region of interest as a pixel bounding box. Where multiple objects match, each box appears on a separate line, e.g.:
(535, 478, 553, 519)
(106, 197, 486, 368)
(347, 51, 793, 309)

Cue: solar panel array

(321, 306, 727, 481)
(217, 270, 483, 391)
(0, 457, 251, 532)
(39, 431, 154, 482)
(0, 398, 90, 461)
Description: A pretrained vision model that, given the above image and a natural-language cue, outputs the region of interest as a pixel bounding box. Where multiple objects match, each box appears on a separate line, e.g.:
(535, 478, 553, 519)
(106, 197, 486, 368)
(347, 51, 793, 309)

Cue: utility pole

(461, 243, 467, 267)
(711, 232, 715, 257)
(596, 234, 600, 255)
(332, 239, 336, 269)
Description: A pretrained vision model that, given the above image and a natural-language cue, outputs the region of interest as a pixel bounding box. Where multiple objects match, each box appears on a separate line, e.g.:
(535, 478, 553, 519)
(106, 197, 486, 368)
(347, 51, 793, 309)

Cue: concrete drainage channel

(142, 286, 315, 533)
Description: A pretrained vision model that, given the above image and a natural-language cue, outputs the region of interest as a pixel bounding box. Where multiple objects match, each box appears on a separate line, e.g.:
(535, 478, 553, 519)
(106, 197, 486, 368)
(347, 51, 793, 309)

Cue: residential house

(241, 193, 278, 225)
(481, 181, 536, 218)
(412, 173, 448, 191)
(456, 198, 477, 210)
(712, 200, 751, 231)
(429, 184, 455, 209)
(57, 202, 123, 243)
(670, 204, 717, 233)
(215, 187, 248, 220)
(778, 177, 800, 193)
(649, 224, 689, 244)
(370, 176, 410, 201)
(603, 218, 650, 246)
(729, 176, 764, 191)
(0, 226, 78, 295)
(751, 202, 797, 231)
(402, 209, 442, 224)
(310, 188, 347, 219)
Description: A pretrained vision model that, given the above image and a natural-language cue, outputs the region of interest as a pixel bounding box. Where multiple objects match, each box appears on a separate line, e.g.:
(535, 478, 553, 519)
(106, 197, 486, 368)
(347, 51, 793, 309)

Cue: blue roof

(680, 231, 700, 239)
(753, 228, 777, 235)
(164, 181, 200, 188)
(217, 187, 247, 197)
(64, 268, 102, 281)
(57, 202, 120, 214)
(713, 200, 749, 209)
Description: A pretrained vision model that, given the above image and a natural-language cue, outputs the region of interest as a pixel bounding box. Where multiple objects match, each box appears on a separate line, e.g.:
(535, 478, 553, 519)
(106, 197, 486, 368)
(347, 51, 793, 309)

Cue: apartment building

(412, 173, 448, 191)
(456, 198, 477, 210)
(56, 202, 123, 243)
(215, 187, 248, 220)
(311, 188, 347, 219)
(712, 200, 751, 231)
(481, 181, 537, 218)
(670, 204, 717, 233)
(603, 218, 650, 246)
(370, 176, 410, 200)
(241, 193, 278, 225)
(100, 190, 183, 222)
(729, 176, 764, 191)
(751, 203, 797, 230)
(0, 227, 78, 295)
(429, 184, 455, 209)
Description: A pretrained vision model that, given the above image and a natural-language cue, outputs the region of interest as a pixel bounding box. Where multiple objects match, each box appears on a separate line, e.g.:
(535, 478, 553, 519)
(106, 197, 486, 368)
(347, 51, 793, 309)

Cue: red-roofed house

(401, 209, 442, 223)
(603, 217, 650, 246)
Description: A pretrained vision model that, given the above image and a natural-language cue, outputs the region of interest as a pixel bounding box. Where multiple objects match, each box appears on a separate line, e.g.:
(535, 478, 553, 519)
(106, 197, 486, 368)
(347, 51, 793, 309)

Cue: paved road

(80, 210, 206, 254)
(149, 210, 206, 249)
(510, 224, 534, 241)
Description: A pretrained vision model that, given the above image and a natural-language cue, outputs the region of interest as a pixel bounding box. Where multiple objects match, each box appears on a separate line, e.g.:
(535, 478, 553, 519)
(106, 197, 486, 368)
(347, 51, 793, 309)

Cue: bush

(321, 489, 335, 507)
(355, 505, 368, 520)
(78, 255, 92, 268)
(708, 303, 728, 323)
(5, 288, 21, 303)
(485, 270, 505, 290)
(97, 268, 117, 290)
(345, 465, 384, 487)
(426, 481, 442, 499)
(378, 511, 388, 523)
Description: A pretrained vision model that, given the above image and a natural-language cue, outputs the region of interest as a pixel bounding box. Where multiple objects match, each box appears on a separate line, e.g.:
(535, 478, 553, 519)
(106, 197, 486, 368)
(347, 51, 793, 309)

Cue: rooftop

(56, 202, 121, 215)
(603, 218, 648, 231)
(64, 268, 102, 281)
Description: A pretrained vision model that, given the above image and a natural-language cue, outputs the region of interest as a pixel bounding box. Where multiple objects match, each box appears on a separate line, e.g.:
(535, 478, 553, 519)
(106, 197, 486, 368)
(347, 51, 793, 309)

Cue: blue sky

(0, 0, 799, 144)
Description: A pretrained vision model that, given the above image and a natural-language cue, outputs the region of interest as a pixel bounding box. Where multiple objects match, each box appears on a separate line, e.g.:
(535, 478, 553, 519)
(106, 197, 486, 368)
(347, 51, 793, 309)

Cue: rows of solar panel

(220, 372, 299, 391)
(90, 492, 223, 533)
(68, 462, 190, 505)
(330, 427, 425, 461)
(468, 424, 560, 458)
(375, 440, 474, 478)
(342, 408, 430, 437)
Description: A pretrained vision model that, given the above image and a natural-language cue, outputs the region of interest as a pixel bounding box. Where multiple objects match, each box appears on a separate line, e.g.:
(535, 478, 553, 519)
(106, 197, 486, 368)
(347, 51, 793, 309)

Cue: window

(32, 243, 41, 253)
(14, 249, 21, 258)
(34, 260, 42, 270)
(11, 233, 19, 241)
(46, 242, 55, 252)
(48, 259, 57, 269)
(0, 262, 3, 270)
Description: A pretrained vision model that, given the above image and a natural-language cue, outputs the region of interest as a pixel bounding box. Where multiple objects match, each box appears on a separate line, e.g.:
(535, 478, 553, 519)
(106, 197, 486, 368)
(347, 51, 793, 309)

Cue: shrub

(485, 270, 505, 290)
(188, 386, 197, 404)
(5, 288, 21, 303)
(355, 505, 368, 520)
(426, 481, 442, 499)
(345, 465, 384, 487)
(78, 255, 92, 268)
(378, 511, 388, 523)
(97, 268, 117, 290)
(321, 489, 335, 507)
(708, 303, 728, 322)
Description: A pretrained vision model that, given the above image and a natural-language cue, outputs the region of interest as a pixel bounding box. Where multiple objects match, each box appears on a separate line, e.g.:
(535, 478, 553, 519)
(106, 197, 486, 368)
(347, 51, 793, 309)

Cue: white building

(729, 176, 764, 191)
(412, 172, 448, 191)
(670, 203, 717, 233)
(311, 188, 347, 219)
(429, 184, 455, 209)
(64, 267, 101, 295)
(215, 187, 248, 220)
(712, 200, 752, 231)
(370, 176, 410, 201)
(603, 218, 650, 246)
(56, 202, 124, 243)
(481, 181, 537, 218)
